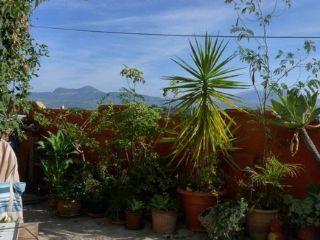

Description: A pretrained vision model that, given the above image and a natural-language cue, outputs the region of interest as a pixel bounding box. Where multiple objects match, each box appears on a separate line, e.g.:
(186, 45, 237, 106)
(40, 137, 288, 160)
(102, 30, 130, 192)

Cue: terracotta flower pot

(57, 200, 81, 217)
(177, 188, 221, 231)
(267, 220, 284, 240)
(125, 211, 143, 230)
(297, 226, 320, 240)
(48, 198, 57, 208)
(247, 208, 279, 240)
(151, 210, 177, 234)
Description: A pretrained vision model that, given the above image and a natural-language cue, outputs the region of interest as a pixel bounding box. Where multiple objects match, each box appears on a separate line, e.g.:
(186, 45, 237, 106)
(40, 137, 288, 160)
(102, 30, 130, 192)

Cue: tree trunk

(299, 128, 320, 164)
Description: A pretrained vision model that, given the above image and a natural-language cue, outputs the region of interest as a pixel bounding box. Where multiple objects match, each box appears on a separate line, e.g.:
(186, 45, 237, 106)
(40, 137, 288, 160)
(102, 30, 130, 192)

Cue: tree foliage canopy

(0, 0, 46, 135)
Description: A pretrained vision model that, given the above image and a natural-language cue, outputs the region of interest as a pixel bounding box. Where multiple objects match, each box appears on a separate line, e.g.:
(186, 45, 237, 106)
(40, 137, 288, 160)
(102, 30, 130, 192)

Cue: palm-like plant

(244, 155, 302, 209)
(270, 88, 320, 164)
(164, 36, 246, 167)
(38, 130, 79, 192)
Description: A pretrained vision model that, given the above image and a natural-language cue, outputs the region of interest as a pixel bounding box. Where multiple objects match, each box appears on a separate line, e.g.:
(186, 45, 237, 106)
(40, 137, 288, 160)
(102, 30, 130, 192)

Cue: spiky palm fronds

(164, 35, 246, 167)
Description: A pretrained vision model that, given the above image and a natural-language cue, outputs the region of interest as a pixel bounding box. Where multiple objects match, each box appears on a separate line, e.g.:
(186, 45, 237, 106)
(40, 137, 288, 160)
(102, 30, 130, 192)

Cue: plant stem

(299, 128, 320, 164)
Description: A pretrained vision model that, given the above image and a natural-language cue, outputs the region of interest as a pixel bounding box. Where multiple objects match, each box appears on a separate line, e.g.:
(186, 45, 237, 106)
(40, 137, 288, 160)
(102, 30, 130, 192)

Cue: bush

(199, 198, 248, 240)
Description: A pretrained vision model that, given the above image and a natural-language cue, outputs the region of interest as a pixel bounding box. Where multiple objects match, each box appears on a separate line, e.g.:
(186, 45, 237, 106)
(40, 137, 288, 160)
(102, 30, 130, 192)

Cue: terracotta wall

(18, 109, 320, 197)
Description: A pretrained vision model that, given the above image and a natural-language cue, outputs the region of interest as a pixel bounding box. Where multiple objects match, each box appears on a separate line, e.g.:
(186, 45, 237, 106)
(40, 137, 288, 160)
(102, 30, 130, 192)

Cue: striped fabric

(0, 182, 25, 223)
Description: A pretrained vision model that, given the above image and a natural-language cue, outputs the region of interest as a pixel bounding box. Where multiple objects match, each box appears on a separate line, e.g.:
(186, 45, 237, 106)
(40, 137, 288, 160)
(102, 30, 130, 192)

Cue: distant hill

(29, 86, 165, 109)
(236, 89, 276, 109)
(29, 86, 280, 110)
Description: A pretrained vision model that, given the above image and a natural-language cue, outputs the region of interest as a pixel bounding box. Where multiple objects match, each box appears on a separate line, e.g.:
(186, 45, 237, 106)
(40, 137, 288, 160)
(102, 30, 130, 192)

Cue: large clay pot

(151, 210, 177, 234)
(247, 209, 279, 240)
(177, 188, 221, 231)
(57, 200, 81, 217)
(125, 211, 143, 230)
(297, 226, 320, 240)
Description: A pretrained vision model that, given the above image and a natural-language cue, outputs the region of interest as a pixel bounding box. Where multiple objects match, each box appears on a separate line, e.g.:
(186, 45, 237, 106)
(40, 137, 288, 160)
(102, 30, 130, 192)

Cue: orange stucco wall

(18, 109, 320, 197)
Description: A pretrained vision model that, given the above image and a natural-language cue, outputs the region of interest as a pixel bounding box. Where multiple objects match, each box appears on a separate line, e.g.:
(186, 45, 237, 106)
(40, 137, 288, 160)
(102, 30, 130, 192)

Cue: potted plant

(38, 130, 79, 206)
(125, 198, 144, 230)
(149, 194, 178, 234)
(163, 35, 246, 231)
(107, 176, 134, 225)
(243, 155, 302, 240)
(82, 162, 114, 217)
(56, 181, 82, 217)
(199, 198, 248, 240)
(83, 178, 107, 217)
(283, 188, 320, 240)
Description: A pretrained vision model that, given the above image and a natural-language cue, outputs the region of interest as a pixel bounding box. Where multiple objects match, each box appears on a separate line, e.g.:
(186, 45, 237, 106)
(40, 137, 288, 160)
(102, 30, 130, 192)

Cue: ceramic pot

(247, 208, 279, 240)
(177, 188, 222, 231)
(297, 226, 320, 240)
(125, 211, 143, 230)
(151, 210, 177, 234)
(56, 200, 81, 217)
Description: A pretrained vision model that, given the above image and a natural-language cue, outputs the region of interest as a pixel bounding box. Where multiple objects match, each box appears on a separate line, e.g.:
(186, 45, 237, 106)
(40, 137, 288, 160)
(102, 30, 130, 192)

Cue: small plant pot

(297, 226, 320, 240)
(247, 208, 279, 240)
(125, 211, 143, 230)
(57, 200, 81, 217)
(151, 210, 177, 234)
(87, 212, 105, 218)
(85, 200, 107, 218)
(48, 198, 57, 208)
(177, 188, 222, 231)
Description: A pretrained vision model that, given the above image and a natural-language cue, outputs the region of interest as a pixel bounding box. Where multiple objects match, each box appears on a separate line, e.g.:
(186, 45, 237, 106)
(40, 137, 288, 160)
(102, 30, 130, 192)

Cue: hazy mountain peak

(30, 86, 165, 109)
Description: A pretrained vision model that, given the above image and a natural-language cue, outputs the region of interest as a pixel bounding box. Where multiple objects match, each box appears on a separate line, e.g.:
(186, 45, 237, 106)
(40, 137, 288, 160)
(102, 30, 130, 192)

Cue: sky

(30, 0, 320, 97)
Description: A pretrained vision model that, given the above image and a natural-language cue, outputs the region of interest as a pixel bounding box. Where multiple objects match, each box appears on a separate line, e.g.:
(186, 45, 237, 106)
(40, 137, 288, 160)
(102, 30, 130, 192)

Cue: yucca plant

(163, 35, 246, 168)
(243, 155, 302, 210)
(270, 86, 320, 164)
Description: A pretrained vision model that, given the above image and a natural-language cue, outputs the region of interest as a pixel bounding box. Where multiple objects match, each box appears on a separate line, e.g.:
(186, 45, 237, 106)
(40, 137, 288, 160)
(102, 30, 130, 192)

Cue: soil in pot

(177, 188, 221, 231)
(152, 210, 177, 234)
(297, 226, 320, 240)
(125, 211, 143, 230)
(57, 200, 81, 217)
(247, 208, 279, 240)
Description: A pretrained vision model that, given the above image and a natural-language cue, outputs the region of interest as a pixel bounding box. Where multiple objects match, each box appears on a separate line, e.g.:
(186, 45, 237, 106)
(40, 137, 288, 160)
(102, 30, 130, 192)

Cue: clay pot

(267, 220, 285, 240)
(151, 210, 177, 234)
(177, 188, 221, 231)
(87, 212, 105, 218)
(48, 198, 57, 208)
(247, 209, 279, 240)
(56, 200, 81, 217)
(85, 199, 107, 217)
(297, 226, 320, 240)
(125, 211, 143, 230)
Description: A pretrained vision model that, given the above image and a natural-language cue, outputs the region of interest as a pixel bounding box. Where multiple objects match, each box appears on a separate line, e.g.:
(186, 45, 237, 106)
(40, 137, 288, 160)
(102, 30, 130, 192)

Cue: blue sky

(30, 0, 320, 97)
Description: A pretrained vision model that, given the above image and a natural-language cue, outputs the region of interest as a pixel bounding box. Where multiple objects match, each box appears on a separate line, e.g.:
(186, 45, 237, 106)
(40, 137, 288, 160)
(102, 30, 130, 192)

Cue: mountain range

(29, 86, 166, 109)
(29, 85, 265, 109)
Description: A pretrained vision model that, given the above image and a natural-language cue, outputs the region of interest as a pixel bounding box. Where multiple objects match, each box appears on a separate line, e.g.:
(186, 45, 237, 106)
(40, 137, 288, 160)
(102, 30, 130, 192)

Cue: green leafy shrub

(283, 187, 320, 227)
(199, 198, 248, 240)
(38, 130, 79, 194)
(82, 161, 115, 213)
(128, 155, 179, 199)
(149, 194, 177, 211)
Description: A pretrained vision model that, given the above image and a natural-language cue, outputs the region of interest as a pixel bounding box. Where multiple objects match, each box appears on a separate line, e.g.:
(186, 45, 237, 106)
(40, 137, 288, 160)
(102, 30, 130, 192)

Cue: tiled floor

(23, 203, 207, 240)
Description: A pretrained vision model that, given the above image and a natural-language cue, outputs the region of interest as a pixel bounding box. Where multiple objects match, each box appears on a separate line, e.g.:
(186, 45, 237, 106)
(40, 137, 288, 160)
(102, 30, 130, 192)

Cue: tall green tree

(0, 0, 46, 136)
(226, 0, 320, 160)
